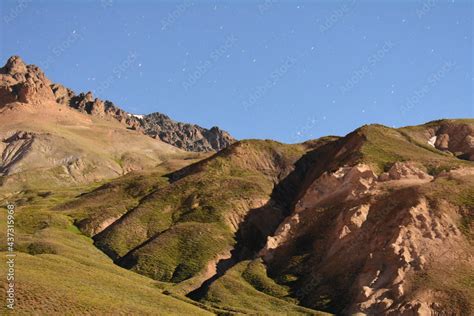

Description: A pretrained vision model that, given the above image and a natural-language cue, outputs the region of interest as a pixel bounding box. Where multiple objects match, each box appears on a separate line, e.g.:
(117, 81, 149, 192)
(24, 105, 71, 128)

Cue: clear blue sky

(1, 0, 472, 143)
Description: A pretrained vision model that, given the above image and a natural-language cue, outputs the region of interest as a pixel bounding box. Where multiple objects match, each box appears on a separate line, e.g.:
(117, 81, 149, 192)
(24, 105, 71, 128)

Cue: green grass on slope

(93, 169, 272, 261)
(358, 125, 469, 173)
(0, 140, 318, 314)
(0, 185, 212, 315)
(121, 222, 234, 283)
(93, 140, 309, 284)
(59, 171, 170, 236)
(201, 260, 329, 315)
(241, 258, 291, 299)
(401, 119, 474, 134)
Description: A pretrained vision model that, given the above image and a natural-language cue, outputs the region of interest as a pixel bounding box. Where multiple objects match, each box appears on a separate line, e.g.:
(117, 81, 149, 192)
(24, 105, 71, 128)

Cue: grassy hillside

(1, 120, 472, 314)
(353, 124, 470, 173)
(93, 140, 309, 282)
(201, 259, 329, 315)
(0, 185, 213, 315)
(0, 139, 330, 315)
(52, 139, 330, 314)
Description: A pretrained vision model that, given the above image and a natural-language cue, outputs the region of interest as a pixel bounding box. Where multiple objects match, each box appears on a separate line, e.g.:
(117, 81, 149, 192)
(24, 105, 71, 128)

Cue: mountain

(1, 55, 235, 154)
(0, 56, 235, 190)
(45, 120, 474, 314)
(0, 56, 204, 191)
(50, 86, 235, 152)
(0, 56, 473, 315)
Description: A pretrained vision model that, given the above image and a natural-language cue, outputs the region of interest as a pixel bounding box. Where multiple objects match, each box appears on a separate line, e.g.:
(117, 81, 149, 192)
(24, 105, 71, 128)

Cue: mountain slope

(3, 139, 330, 315)
(86, 140, 318, 293)
(0, 183, 216, 315)
(0, 99, 196, 190)
(0, 56, 208, 191)
(61, 120, 473, 315)
(255, 122, 474, 314)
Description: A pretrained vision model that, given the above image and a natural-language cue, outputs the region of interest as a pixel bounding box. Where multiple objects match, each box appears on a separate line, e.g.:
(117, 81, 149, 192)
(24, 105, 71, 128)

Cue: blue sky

(1, 0, 472, 143)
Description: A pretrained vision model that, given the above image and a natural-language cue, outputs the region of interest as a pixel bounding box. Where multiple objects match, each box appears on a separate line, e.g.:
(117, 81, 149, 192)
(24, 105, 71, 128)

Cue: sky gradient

(1, 0, 473, 143)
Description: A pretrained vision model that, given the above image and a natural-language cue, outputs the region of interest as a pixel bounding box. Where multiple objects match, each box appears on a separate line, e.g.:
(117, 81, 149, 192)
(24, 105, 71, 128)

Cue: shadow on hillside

(186, 140, 341, 301)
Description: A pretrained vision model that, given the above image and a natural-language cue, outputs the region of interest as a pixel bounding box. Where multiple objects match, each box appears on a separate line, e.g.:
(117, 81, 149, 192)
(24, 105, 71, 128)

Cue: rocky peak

(2, 55, 28, 74)
(0, 55, 54, 105)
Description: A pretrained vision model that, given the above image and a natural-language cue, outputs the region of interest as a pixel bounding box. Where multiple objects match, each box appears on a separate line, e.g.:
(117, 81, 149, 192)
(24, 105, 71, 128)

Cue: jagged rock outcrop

(51, 86, 144, 131)
(0, 56, 56, 106)
(378, 161, 433, 182)
(50, 85, 235, 151)
(141, 112, 235, 152)
(429, 122, 474, 160)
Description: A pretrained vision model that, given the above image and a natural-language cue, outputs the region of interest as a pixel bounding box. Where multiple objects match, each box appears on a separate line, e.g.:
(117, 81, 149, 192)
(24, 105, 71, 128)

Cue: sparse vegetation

(0, 186, 212, 315)
(202, 261, 328, 315)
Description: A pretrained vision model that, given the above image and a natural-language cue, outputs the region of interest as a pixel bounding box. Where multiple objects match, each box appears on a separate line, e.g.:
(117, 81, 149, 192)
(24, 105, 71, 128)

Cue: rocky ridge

(0, 56, 235, 152)
(141, 112, 235, 152)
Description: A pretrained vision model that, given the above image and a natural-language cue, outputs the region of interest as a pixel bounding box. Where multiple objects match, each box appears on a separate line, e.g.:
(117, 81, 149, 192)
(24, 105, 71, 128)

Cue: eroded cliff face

(260, 161, 473, 315)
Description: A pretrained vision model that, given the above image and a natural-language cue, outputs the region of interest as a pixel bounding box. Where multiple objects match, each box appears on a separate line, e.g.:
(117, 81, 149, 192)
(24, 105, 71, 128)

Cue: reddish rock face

(0, 56, 56, 106)
(430, 122, 474, 160)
